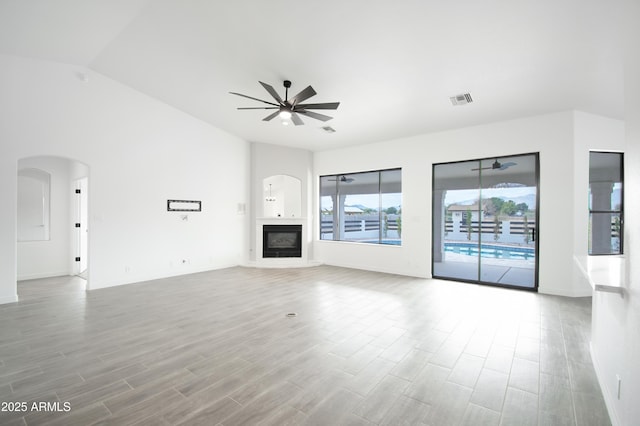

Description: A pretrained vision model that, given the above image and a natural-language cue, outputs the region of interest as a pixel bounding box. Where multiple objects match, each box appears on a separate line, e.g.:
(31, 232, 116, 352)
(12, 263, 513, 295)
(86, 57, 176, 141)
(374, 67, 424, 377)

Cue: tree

(500, 200, 517, 216)
(493, 216, 501, 241)
(385, 206, 398, 214)
(523, 215, 531, 244)
(466, 207, 473, 241)
(490, 197, 504, 214)
(444, 204, 452, 221)
(383, 213, 388, 238)
(516, 202, 529, 214)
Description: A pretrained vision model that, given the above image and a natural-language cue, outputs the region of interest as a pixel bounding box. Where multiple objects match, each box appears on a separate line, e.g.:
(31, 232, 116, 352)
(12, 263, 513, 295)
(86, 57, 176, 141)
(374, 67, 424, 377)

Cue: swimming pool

(444, 242, 535, 259)
(361, 239, 402, 245)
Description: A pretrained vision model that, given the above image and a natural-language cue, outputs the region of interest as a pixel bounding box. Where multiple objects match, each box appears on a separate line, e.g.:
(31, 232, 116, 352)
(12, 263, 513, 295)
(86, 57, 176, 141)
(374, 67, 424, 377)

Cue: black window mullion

(378, 171, 382, 244)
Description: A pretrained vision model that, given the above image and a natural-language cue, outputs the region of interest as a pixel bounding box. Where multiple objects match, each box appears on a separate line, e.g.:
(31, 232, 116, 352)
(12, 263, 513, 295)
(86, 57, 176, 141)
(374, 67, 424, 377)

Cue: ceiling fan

(230, 80, 340, 126)
(328, 175, 354, 183)
(471, 159, 517, 171)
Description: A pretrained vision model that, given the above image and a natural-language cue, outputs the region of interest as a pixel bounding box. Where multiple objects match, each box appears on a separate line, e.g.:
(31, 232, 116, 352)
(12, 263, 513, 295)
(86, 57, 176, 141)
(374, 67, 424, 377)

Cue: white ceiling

(0, 0, 624, 151)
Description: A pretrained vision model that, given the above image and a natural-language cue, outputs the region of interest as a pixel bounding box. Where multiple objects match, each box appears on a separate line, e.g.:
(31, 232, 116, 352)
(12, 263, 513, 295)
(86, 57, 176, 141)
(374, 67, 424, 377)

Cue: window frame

(588, 151, 624, 256)
(319, 168, 402, 245)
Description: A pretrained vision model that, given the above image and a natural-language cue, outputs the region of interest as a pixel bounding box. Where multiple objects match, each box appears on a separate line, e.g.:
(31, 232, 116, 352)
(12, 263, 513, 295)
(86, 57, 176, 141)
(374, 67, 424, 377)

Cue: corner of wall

(250, 142, 315, 263)
(0, 294, 19, 305)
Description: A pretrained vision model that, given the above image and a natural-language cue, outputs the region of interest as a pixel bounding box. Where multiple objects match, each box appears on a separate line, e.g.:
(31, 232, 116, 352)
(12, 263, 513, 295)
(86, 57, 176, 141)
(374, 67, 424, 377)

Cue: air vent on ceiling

(450, 93, 473, 106)
(321, 126, 336, 133)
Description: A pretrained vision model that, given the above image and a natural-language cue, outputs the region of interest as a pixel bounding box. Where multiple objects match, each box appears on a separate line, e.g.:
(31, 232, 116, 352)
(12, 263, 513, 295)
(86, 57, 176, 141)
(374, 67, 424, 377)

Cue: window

(320, 169, 401, 245)
(589, 151, 623, 255)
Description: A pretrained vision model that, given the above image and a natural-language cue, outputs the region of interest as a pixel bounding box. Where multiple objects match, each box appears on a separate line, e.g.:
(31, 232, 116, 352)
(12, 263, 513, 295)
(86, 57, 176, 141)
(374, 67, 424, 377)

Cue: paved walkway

(434, 253, 536, 288)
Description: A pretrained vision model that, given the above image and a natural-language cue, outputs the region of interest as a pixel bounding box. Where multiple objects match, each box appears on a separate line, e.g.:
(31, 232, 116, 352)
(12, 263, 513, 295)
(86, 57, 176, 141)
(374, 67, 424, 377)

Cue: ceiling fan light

(279, 110, 292, 120)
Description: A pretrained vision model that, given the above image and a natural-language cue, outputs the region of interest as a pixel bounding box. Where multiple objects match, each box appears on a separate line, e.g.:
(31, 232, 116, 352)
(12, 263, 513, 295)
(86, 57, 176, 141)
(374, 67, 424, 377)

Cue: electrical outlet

(124, 266, 131, 273)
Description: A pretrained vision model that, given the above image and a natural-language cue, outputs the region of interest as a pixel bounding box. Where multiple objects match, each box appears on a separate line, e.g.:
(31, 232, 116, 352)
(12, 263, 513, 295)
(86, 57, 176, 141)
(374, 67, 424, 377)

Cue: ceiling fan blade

(297, 110, 333, 122)
(471, 166, 492, 171)
(229, 92, 279, 107)
(289, 85, 317, 105)
(328, 176, 354, 182)
(499, 162, 517, 170)
(237, 107, 278, 110)
(259, 81, 284, 104)
(295, 102, 340, 110)
(291, 112, 304, 126)
(262, 111, 281, 121)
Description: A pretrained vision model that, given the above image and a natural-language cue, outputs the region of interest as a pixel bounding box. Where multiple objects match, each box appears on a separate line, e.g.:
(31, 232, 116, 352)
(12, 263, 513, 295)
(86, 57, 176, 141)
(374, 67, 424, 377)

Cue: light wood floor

(1, 266, 610, 425)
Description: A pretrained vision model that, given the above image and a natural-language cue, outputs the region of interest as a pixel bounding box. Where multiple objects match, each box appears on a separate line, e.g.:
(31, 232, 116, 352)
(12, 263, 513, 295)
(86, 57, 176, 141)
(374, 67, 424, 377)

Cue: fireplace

(263, 224, 302, 258)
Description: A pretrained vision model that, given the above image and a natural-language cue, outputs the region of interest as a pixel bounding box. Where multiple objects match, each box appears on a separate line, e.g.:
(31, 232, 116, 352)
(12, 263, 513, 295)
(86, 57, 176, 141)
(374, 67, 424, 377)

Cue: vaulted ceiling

(0, 0, 624, 151)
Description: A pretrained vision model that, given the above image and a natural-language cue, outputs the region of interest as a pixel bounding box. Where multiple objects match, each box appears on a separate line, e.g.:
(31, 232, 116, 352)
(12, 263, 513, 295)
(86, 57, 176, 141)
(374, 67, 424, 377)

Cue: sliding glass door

(432, 153, 539, 289)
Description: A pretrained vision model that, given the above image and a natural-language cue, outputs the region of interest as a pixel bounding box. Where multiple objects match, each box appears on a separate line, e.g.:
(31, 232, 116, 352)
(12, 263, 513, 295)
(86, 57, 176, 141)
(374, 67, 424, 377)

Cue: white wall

(17, 156, 72, 280)
(591, 0, 640, 424)
(314, 111, 624, 296)
(0, 54, 249, 302)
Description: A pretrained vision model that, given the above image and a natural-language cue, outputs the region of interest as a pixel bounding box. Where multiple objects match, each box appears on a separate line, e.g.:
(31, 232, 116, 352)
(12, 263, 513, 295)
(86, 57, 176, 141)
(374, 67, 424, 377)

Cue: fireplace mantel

(256, 217, 307, 223)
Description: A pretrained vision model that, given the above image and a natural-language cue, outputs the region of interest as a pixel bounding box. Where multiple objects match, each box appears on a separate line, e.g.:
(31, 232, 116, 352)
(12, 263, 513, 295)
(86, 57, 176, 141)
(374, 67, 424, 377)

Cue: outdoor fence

(444, 218, 536, 245)
(320, 214, 399, 239)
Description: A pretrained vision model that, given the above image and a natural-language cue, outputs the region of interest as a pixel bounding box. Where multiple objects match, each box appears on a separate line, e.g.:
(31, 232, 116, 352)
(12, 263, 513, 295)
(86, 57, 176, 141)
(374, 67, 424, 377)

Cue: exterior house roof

(448, 203, 482, 212)
(344, 206, 364, 214)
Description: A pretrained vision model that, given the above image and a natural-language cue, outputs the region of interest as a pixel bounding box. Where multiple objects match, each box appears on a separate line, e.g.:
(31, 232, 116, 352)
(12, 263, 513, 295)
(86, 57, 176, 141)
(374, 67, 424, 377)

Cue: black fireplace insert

(263, 224, 302, 258)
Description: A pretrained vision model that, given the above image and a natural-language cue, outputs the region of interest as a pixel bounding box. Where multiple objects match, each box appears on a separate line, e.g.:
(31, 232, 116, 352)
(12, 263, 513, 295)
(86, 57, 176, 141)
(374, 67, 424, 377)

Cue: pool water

(444, 243, 534, 260)
(360, 239, 402, 245)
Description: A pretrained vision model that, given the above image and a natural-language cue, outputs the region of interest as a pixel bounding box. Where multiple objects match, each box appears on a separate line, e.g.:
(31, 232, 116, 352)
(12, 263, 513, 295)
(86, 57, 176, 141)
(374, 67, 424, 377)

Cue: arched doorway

(17, 156, 90, 290)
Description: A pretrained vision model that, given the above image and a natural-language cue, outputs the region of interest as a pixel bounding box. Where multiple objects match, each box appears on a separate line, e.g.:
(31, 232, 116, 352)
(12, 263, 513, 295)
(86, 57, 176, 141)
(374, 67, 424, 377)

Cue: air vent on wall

(450, 93, 473, 106)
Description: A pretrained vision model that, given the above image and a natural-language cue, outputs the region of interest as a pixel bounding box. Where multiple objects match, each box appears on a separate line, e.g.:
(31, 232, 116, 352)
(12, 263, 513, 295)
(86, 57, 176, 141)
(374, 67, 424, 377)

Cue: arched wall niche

(17, 168, 51, 242)
(262, 174, 302, 218)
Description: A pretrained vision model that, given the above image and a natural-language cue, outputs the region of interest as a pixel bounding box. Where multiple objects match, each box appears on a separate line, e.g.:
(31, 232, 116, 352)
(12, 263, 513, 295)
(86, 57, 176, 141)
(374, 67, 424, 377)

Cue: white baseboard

(320, 260, 429, 279)
(0, 294, 18, 305)
(17, 270, 71, 281)
(538, 285, 592, 297)
(243, 260, 323, 269)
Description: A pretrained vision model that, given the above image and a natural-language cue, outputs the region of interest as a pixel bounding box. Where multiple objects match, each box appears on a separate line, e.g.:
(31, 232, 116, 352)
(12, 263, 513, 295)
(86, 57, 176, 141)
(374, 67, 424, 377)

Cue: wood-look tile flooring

(0, 266, 610, 425)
